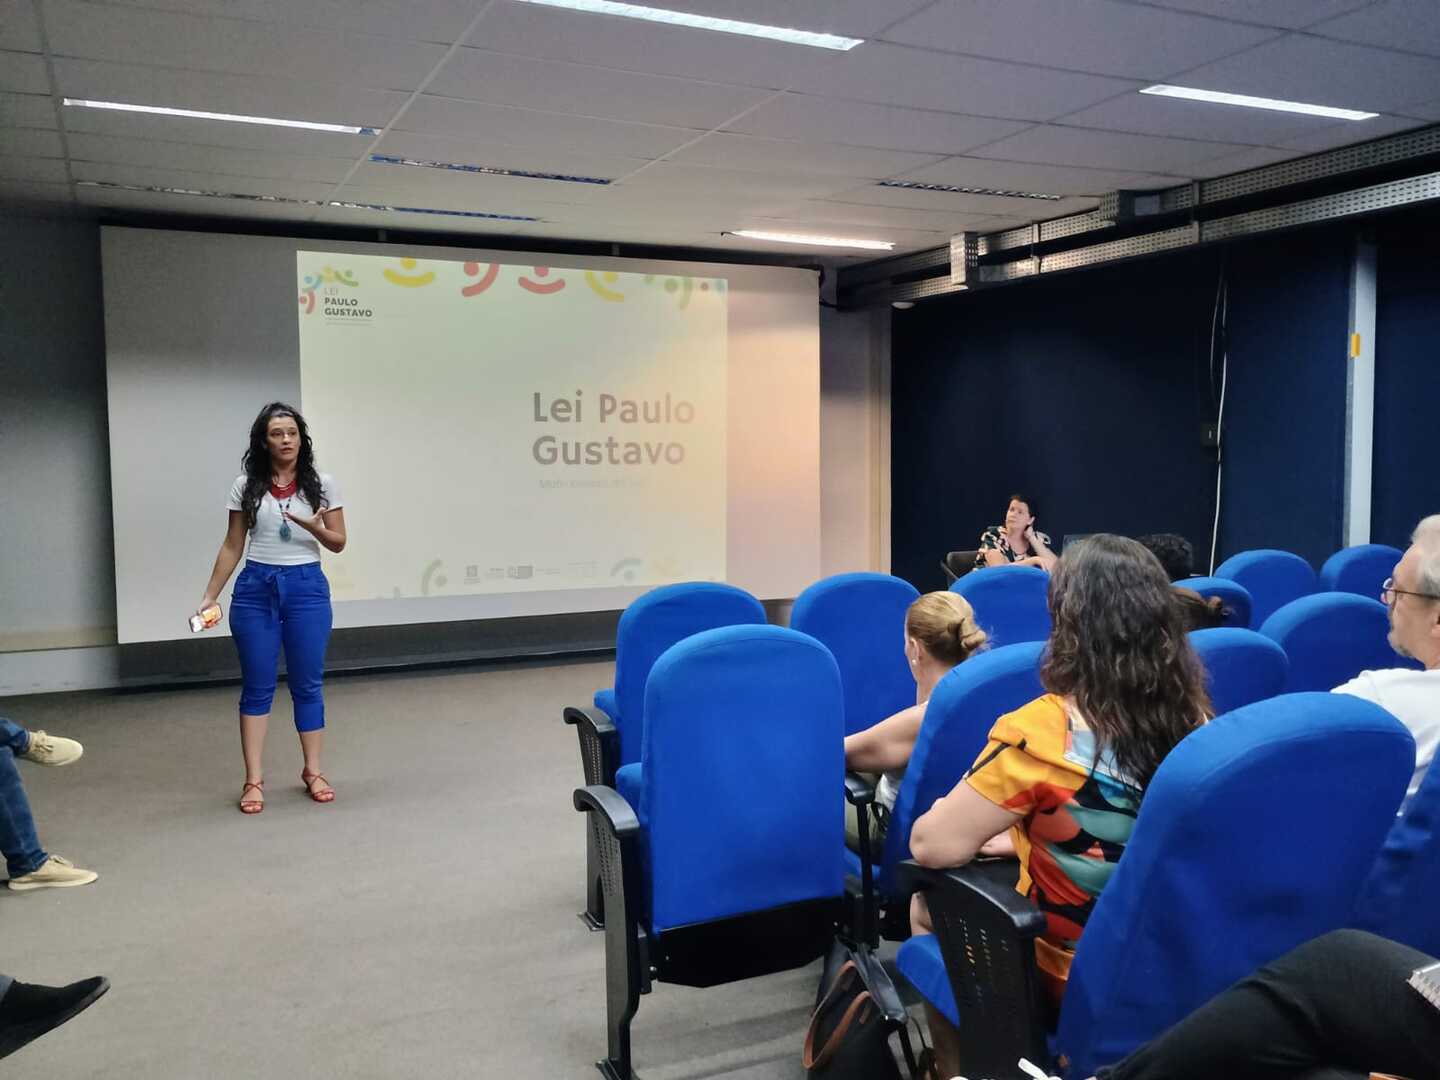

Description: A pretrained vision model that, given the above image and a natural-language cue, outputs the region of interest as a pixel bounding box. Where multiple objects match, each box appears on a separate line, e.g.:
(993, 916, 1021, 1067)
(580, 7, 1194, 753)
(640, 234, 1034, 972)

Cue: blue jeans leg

(0, 748, 46, 879)
(282, 567, 332, 733)
(0, 718, 29, 756)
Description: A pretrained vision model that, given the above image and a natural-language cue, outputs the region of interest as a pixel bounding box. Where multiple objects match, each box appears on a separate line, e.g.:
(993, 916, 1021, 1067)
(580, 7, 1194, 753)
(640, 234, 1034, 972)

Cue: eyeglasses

(1381, 577, 1440, 605)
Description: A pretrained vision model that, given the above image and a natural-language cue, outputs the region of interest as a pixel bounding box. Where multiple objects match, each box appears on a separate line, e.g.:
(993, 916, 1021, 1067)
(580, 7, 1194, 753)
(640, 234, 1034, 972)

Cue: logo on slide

(518, 267, 566, 294)
(584, 271, 626, 302)
(420, 559, 448, 596)
(383, 257, 436, 287)
(461, 261, 501, 297)
(299, 266, 358, 314)
(610, 557, 643, 582)
(644, 274, 698, 310)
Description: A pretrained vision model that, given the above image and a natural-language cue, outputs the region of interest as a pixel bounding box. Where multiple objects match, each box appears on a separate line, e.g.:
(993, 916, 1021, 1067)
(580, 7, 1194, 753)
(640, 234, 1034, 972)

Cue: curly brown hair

(1041, 534, 1210, 791)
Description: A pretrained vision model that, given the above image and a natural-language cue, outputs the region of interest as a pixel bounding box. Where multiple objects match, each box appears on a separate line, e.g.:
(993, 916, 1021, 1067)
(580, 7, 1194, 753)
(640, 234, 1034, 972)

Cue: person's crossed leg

(0, 717, 96, 891)
(0, 972, 109, 1060)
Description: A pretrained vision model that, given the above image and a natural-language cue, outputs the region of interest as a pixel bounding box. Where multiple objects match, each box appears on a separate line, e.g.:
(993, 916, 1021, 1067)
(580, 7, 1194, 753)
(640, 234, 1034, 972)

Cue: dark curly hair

(1041, 534, 1210, 792)
(1136, 532, 1195, 581)
(239, 402, 326, 530)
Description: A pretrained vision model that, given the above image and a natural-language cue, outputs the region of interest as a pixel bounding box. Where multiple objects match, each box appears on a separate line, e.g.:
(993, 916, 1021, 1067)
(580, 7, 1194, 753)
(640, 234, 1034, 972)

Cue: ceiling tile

(1275, 114, 1428, 153)
(336, 167, 587, 214)
(0, 126, 63, 156)
(429, 49, 775, 129)
(65, 132, 359, 182)
(968, 125, 1253, 173)
(53, 58, 407, 130)
(311, 203, 541, 235)
(0, 50, 50, 94)
(1058, 90, 1342, 144)
(1311, 0, 1440, 58)
(43, 0, 448, 91)
(75, 182, 319, 220)
(86, 0, 482, 44)
(726, 93, 1032, 154)
(824, 183, 1100, 217)
(1176, 34, 1440, 115)
(1136, 0, 1375, 29)
(0, 0, 42, 52)
(59, 104, 371, 155)
(372, 129, 652, 180)
(667, 132, 944, 178)
(396, 95, 693, 159)
(761, 198, 1010, 232)
(0, 154, 67, 182)
(0, 178, 72, 206)
(782, 42, 1141, 120)
(612, 162, 861, 200)
(70, 160, 340, 201)
(897, 156, 1184, 195)
(883, 0, 1277, 80)
(1186, 144, 1300, 177)
(0, 92, 56, 128)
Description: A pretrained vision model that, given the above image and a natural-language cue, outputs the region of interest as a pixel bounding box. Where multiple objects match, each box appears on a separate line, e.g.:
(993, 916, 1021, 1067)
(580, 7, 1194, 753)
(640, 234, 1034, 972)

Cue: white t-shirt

(1333, 667, 1440, 810)
(226, 473, 343, 566)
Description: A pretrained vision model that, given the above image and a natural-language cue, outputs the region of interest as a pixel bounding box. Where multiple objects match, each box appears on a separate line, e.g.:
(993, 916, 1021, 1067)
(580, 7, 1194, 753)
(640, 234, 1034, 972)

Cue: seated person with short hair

(909, 537, 1209, 1078)
(974, 494, 1057, 572)
(842, 592, 987, 853)
(1137, 532, 1229, 631)
(1333, 514, 1440, 810)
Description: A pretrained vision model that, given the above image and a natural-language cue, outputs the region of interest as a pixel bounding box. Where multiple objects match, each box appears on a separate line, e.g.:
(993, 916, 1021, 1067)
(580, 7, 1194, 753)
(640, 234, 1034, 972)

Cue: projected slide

(297, 252, 727, 602)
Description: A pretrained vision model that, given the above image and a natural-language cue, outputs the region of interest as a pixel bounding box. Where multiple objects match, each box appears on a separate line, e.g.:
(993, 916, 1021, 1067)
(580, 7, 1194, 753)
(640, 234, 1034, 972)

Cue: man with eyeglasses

(1333, 514, 1440, 810)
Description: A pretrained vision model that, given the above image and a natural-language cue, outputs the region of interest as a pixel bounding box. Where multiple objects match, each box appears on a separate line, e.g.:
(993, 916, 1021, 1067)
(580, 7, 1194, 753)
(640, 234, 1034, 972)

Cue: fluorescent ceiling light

(509, 0, 863, 50)
(62, 98, 378, 135)
(75, 180, 537, 220)
(878, 180, 1063, 201)
(728, 230, 893, 251)
(369, 153, 612, 185)
(1139, 85, 1378, 121)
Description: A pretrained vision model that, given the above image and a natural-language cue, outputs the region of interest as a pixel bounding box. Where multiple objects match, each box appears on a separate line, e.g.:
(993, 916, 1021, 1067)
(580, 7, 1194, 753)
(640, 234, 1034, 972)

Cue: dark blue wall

(890, 229, 1353, 591)
(1373, 211, 1440, 547)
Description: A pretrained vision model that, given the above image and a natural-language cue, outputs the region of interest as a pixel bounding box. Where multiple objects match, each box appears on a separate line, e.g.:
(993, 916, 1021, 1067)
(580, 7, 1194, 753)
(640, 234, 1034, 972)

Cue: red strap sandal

(302, 770, 335, 803)
(238, 780, 264, 814)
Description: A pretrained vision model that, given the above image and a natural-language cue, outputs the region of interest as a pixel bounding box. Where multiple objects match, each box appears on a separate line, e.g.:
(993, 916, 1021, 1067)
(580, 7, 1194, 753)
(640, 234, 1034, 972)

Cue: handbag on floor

(804, 936, 926, 1080)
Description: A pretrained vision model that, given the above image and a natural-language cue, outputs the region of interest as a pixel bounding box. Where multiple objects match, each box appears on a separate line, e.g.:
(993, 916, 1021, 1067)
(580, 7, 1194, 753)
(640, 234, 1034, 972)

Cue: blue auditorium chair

(1189, 627, 1288, 717)
(895, 692, 1414, 1079)
(791, 571, 920, 736)
(1353, 753, 1440, 957)
(1319, 542, 1403, 600)
(1214, 548, 1317, 628)
(848, 642, 1044, 943)
(573, 625, 845, 1080)
(1259, 591, 1420, 693)
(1174, 576, 1253, 629)
(565, 581, 765, 927)
(950, 564, 1051, 647)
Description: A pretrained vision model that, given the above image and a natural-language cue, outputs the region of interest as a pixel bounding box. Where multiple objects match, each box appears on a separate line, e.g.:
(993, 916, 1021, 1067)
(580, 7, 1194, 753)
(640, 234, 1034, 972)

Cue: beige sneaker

(7, 856, 98, 891)
(18, 731, 82, 767)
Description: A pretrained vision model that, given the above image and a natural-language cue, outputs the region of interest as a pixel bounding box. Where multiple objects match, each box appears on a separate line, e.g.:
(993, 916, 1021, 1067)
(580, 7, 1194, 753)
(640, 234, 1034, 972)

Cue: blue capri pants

(230, 561, 333, 732)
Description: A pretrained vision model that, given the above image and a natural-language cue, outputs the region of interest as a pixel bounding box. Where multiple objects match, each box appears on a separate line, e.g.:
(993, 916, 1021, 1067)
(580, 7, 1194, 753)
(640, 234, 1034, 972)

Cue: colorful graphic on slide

(584, 270, 626, 302)
(299, 266, 358, 314)
(420, 559, 448, 596)
(518, 267, 566, 294)
(646, 274, 695, 310)
(383, 257, 436, 287)
(461, 261, 501, 297)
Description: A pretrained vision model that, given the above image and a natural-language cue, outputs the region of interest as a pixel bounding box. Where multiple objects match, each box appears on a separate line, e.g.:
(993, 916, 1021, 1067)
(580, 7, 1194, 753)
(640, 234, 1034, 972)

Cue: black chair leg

(582, 828, 605, 930)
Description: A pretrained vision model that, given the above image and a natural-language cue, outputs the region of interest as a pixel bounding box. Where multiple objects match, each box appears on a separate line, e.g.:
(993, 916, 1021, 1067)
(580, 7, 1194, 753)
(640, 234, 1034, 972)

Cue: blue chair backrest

(613, 582, 767, 766)
(1174, 576, 1253, 629)
(640, 625, 845, 933)
(790, 572, 920, 737)
(1189, 627, 1289, 717)
(1353, 748, 1440, 956)
(882, 642, 1045, 894)
(1319, 543, 1403, 599)
(1259, 591, 1417, 693)
(1214, 549, 1317, 628)
(1056, 692, 1414, 1078)
(950, 564, 1051, 647)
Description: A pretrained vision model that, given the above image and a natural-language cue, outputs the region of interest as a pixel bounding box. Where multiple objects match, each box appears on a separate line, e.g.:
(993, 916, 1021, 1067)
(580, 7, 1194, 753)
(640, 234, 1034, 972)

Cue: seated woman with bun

(974, 494, 1058, 572)
(1137, 532, 1230, 630)
(842, 592, 988, 853)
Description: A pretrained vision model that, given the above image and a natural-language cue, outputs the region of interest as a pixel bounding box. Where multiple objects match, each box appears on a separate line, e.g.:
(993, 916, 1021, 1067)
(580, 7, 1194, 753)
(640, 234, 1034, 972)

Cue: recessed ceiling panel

(824, 183, 1099, 217)
(968, 125, 1254, 173)
(642, 0, 936, 38)
(1138, 0, 1374, 29)
(0, 0, 42, 52)
(667, 132, 944, 178)
(1276, 114, 1427, 153)
(337, 168, 588, 213)
(0, 126, 64, 157)
(397, 95, 692, 159)
(70, 160, 341, 201)
(1185, 145, 1299, 177)
(372, 129, 651, 181)
(66, 132, 359, 182)
(898, 156, 1182, 196)
(1059, 90, 1343, 144)
(0, 178, 70, 206)
(0, 50, 50, 95)
(0, 92, 56, 128)
(1311, 0, 1440, 58)
(0, 154, 68, 182)
(726, 93, 1031, 154)
(89, 0, 483, 44)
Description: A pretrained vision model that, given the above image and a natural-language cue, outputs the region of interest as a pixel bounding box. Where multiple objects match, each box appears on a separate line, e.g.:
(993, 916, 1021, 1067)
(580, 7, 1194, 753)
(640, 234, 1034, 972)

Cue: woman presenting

(198, 403, 347, 814)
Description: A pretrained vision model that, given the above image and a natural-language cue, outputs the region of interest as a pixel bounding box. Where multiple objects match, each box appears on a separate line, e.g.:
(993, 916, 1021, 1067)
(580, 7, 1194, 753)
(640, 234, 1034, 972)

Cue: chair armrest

(844, 771, 877, 806)
(898, 860, 1049, 1075)
(565, 705, 620, 788)
(573, 783, 640, 839)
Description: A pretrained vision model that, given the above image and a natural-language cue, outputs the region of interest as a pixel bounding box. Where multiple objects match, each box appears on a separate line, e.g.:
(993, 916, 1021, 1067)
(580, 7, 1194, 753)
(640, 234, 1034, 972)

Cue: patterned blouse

(973, 525, 1053, 571)
(965, 694, 1141, 1002)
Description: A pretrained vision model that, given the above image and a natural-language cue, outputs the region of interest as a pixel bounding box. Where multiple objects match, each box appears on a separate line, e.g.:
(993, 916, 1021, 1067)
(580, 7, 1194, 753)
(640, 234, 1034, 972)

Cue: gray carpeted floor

(2, 659, 898, 1079)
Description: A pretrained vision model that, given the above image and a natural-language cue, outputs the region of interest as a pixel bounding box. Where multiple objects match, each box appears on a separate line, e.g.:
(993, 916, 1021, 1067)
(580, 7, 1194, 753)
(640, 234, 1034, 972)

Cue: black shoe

(0, 976, 110, 1060)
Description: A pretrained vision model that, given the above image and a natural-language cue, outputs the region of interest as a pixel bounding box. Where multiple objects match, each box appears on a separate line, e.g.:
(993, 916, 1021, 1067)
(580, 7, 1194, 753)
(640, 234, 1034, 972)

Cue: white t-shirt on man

(226, 473, 342, 566)
(1333, 666, 1440, 810)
